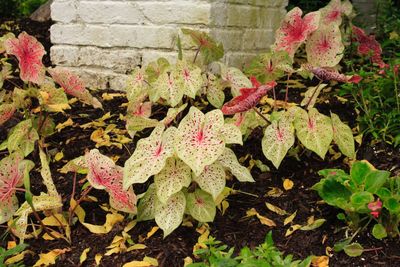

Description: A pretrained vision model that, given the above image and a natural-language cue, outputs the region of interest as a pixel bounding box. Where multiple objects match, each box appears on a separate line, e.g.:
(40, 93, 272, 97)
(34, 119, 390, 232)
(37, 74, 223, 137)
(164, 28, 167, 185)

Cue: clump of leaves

(188, 232, 314, 267)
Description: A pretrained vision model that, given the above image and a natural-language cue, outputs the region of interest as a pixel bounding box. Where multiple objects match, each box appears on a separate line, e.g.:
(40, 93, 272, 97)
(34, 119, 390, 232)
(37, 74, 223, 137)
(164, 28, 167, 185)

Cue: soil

(1, 18, 400, 267)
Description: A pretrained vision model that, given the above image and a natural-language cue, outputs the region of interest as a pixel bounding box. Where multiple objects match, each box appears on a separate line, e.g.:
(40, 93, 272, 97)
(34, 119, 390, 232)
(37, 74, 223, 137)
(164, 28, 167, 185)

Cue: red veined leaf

(273, 7, 321, 57)
(352, 26, 386, 68)
(4, 32, 45, 84)
(221, 78, 277, 115)
(320, 0, 353, 26)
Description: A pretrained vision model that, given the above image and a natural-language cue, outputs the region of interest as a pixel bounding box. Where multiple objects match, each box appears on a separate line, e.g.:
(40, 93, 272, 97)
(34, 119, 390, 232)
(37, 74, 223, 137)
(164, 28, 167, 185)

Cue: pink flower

(221, 77, 277, 115)
(303, 64, 362, 84)
(368, 198, 382, 218)
(273, 7, 321, 57)
(352, 26, 386, 68)
(4, 32, 46, 84)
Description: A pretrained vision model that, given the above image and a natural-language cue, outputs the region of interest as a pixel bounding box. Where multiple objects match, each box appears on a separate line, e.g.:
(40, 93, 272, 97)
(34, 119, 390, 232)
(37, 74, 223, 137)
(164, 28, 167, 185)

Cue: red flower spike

(4, 32, 45, 84)
(273, 7, 321, 57)
(221, 78, 277, 115)
(303, 64, 362, 84)
(352, 26, 386, 68)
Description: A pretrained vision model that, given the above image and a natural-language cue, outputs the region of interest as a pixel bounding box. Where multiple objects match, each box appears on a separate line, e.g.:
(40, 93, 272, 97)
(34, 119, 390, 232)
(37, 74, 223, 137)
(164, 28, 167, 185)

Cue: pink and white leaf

(262, 117, 295, 169)
(127, 101, 152, 118)
(352, 26, 385, 67)
(0, 103, 16, 125)
(320, 0, 353, 26)
(220, 64, 252, 97)
(302, 64, 362, 83)
(176, 60, 203, 99)
(193, 162, 226, 200)
(331, 112, 355, 158)
(273, 7, 321, 57)
(294, 107, 333, 159)
(85, 149, 117, 189)
(4, 32, 45, 84)
(126, 67, 149, 102)
(154, 157, 191, 204)
(49, 68, 103, 109)
(174, 107, 225, 176)
(0, 195, 18, 224)
(217, 148, 254, 182)
(186, 189, 216, 222)
(154, 191, 186, 237)
(153, 71, 184, 107)
(306, 26, 344, 67)
(124, 126, 175, 188)
(107, 166, 137, 214)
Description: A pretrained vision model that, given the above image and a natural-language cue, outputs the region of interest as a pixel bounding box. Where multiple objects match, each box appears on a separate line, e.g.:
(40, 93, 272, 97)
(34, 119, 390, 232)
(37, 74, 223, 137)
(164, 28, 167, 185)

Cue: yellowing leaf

(143, 256, 158, 266)
(283, 178, 294, 190)
(33, 248, 70, 267)
(127, 244, 147, 252)
(245, 208, 276, 227)
(183, 257, 193, 266)
(55, 118, 73, 132)
(123, 261, 151, 267)
(95, 253, 102, 265)
(265, 187, 283, 197)
(265, 202, 287, 215)
(146, 226, 159, 239)
(285, 224, 302, 236)
(54, 151, 64, 162)
(5, 250, 33, 265)
(284, 210, 297, 226)
(301, 218, 326, 231)
(124, 220, 137, 233)
(42, 230, 64, 240)
(102, 93, 124, 101)
(312, 255, 329, 267)
(80, 248, 90, 264)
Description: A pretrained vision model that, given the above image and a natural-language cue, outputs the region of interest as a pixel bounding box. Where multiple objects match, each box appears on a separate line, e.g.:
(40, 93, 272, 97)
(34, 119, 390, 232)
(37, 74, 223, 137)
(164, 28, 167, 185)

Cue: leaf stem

(69, 186, 93, 223)
(252, 107, 269, 124)
(193, 44, 202, 64)
(305, 80, 323, 109)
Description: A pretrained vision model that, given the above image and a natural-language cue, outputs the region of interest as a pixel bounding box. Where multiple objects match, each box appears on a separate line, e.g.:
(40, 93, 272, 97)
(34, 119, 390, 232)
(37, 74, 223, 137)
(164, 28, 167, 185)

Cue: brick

(209, 29, 243, 51)
(224, 51, 258, 68)
(242, 29, 274, 50)
(51, 1, 77, 23)
(138, 2, 211, 25)
(77, 1, 144, 24)
(50, 45, 79, 66)
(61, 66, 114, 89)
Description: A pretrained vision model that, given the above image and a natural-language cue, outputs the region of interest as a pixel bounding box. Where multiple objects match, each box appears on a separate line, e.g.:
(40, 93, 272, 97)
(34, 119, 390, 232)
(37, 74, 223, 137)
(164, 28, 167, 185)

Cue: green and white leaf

(331, 113, 355, 158)
(300, 83, 327, 109)
(124, 126, 175, 188)
(186, 189, 216, 222)
(7, 119, 39, 157)
(155, 191, 186, 237)
(218, 147, 254, 182)
(176, 60, 203, 99)
(39, 147, 58, 197)
(153, 71, 184, 107)
(155, 157, 191, 204)
(262, 118, 295, 169)
(137, 184, 159, 221)
(175, 107, 225, 176)
(160, 103, 188, 126)
(126, 67, 149, 102)
(294, 108, 333, 159)
(193, 162, 226, 200)
(0, 195, 18, 224)
(219, 123, 243, 145)
(206, 73, 225, 108)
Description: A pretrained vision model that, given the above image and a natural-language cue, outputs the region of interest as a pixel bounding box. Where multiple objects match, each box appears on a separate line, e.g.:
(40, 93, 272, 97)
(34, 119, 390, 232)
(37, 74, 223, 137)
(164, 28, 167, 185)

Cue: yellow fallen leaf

(80, 248, 90, 264)
(245, 208, 276, 227)
(312, 255, 329, 267)
(123, 261, 151, 267)
(124, 220, 137, 233)
(55, 118, 73, 132)
(146, 226, 159, 239)
(71, 199, 124, 234)
(284, 211, 297, 226)
(104, 247, 121, 256)
(183, 257, 193, 266)
(42, 230, 64, 240)
(33, 248, 70, 267)
(5, 250, 33, 265)
(283, 178, 294, 190)
(143, 256, 158, 266)
(265, 187, 283, 197)
(102, 92, 124, 101)
(285, 224, 302, 236)
(54, 151, 64, 161)
(265, 202, 287, 215)
(95, 253, 102, 265)
(127, 244, 147, 252)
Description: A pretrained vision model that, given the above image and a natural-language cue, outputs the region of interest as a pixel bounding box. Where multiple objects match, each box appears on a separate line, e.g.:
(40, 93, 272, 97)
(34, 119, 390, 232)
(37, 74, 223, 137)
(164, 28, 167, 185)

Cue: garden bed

(1, 14, 400, 267)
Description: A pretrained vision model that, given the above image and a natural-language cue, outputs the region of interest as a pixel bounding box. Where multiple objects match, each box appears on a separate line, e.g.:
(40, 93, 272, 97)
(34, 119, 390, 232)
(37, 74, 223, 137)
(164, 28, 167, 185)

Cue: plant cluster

(0, 0, 47, 18)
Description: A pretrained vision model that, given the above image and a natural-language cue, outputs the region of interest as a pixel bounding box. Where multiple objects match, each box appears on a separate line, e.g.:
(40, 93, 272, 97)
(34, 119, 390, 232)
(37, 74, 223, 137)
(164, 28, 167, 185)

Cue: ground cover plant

(0, 0, 399, 266)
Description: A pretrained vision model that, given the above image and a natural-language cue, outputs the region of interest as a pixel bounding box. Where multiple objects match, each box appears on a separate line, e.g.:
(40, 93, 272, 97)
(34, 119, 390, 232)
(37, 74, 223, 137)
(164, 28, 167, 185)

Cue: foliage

(0, 243, 28, 267)
(188, 232, 313, 267)
(313, 161, 400, 239)
(0, 0, 47, 18)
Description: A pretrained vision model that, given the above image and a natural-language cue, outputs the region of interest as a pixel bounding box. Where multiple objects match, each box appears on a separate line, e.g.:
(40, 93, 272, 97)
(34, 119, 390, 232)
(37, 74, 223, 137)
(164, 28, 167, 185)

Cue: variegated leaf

(217, 148, 254, 182)
(294, 107, 333, 159)
(38, 83, 70, 113)
(206, 73, 225, 108)
(175, 107, 225, 176)
(0, 103, 16, 125)
(126, 67, 149, 102)
(0, 195, 18, 224)
(59, 156, 87, 174)
(186, 189, 216, 222)
(331, 112, 355, 158)
(155, 191, 186, 237)
(153, 71, 184, 107)
(124, 126, 175, 188)
(39, 147, 58, 197)
(7, 119, 39, 156)
(300, 83, 328, 109)
(219, 123, 243, 145)
(176, 60, 203, 98)
(220, 64, 252, 96)
(193, 162, 226, 200)
(137, 184, 159, 221)
(160, 103, 187, 126)
(262, 117, 295, 169)
(155, 157, 191, 204)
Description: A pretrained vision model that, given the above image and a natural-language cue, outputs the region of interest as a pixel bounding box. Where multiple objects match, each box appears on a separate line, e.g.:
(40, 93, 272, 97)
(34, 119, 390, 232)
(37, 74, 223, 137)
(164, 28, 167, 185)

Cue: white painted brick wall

(50, 0, 288, 90)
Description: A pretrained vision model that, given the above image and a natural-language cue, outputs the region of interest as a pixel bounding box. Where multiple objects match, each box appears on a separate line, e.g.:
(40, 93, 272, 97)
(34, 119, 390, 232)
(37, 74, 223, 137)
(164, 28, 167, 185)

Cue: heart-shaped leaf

(294, 107, 333, 159)
(220, 64, 252, 97)
(186, 189, 216, 222)
(206, 73, 225, 108)
(331, 113, 355, 158)
(175, 60, 203, 99)
(175, 107, 225, 176)
(126, 67, 149, 102)
(262, 116, 295, 169)
(155, 191, 186, 237)
(153, 70, 184, 107)
(155, 157, 191, 204)
(124, 126, 175, 188)
(193, 162, 226, 200)
(7, 119, 39, 157)
(217, 148, 254, 182)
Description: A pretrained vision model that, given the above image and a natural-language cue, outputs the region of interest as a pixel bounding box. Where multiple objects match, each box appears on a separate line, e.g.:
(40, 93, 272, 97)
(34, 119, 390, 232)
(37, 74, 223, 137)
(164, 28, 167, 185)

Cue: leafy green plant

(313, 160, 400, 239)
(0, 243, 28, 267)
(188, 232, 313, 267)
